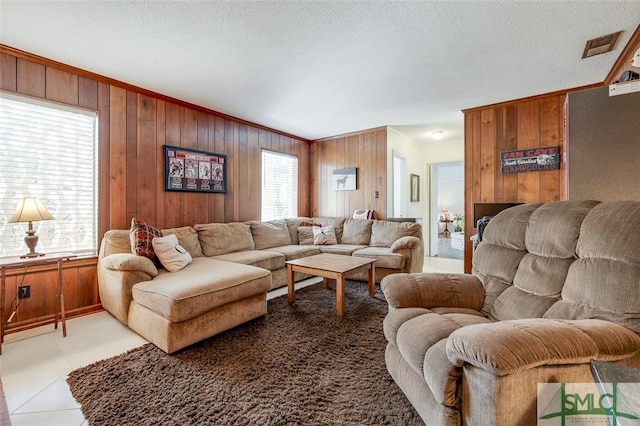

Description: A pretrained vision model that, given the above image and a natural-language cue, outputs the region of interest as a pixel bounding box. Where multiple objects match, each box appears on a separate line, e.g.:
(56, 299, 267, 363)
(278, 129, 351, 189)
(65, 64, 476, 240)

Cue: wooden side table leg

(368, 263, 376, 297)
(336, 275, 344, 317)
(287, 264, 295, 302)
(57, 259, 67, 337)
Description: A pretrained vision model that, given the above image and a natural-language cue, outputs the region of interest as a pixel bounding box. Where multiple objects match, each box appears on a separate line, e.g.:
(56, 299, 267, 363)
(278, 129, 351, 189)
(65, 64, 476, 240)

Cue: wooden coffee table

(286, 253, 376, 316)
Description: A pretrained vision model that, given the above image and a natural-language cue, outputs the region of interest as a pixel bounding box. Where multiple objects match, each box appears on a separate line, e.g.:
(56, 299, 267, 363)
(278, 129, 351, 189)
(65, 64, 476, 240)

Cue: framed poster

(164, 145, 227, 193)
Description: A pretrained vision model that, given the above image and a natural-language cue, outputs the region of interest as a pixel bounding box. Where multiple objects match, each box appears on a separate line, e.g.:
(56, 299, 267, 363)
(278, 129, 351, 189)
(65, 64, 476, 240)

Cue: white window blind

(0, 92, 98, 258)
(261, 150, 298, 221)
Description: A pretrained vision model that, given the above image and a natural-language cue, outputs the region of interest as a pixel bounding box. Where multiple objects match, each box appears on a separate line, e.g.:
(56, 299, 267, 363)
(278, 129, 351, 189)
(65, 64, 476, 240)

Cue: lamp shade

(7, 197, 54, 223)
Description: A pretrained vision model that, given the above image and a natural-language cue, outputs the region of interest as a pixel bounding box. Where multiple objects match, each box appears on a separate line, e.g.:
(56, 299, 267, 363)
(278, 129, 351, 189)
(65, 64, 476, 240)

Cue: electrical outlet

(18, 284, 30, 299)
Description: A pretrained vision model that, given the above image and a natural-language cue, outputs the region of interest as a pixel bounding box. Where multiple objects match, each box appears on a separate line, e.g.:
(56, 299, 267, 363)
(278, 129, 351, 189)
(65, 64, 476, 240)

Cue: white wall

(387, 127, 465, 256)
(386, 128, 425, 219)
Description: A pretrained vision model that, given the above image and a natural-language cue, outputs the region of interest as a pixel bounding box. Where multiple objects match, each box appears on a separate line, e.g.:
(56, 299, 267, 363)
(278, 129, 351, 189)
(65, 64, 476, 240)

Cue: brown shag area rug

(67, 281, 423, 425)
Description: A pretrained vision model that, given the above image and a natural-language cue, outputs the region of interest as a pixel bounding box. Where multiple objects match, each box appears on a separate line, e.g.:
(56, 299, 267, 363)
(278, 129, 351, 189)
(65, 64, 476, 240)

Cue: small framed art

(410, 174, 420, 202)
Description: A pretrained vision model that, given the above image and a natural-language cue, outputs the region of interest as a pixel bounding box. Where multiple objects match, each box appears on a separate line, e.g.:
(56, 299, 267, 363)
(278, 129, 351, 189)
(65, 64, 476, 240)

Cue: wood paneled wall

(0, 45, 310, 332)
(311, 127, 387, 219)
(462, 92, 571, 272)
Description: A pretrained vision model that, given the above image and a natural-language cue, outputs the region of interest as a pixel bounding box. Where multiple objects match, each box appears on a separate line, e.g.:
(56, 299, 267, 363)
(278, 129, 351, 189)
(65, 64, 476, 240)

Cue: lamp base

(20, 252, 46, 259)
(22, 227, 45, 258)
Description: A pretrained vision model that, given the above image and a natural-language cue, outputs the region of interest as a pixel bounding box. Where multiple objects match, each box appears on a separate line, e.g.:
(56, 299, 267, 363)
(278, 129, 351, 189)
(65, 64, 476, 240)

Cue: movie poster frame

(163, 145, 227, 193)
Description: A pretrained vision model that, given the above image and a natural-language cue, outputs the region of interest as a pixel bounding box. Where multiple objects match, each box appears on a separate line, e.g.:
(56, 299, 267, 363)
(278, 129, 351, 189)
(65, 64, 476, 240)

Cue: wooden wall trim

(312, 125, 388, 142)
(462, 83, 602, 114)
(605, 24, 640, 84)
(0, 44, 309, 142)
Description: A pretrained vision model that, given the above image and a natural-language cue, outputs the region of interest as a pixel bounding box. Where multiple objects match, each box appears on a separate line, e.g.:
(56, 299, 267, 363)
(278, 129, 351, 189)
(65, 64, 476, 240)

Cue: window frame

(260, 149, 299, 222)
(0, 91, 99, 258)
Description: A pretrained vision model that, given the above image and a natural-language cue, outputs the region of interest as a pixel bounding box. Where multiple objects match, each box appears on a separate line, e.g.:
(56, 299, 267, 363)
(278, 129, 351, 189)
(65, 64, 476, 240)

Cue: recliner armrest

(446, 318, 640, 376)
(381, 272, 485, 311)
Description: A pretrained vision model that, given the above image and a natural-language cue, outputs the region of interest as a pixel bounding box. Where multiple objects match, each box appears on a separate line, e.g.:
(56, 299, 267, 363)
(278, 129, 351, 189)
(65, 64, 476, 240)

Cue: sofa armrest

(389, 236, 424, 273)
(446, 318, 640, 376)
(97, 254, 158, 324)
(390, 236, 421, 252)
(100, 253, 158, 277)
(381, 273, 485, 311)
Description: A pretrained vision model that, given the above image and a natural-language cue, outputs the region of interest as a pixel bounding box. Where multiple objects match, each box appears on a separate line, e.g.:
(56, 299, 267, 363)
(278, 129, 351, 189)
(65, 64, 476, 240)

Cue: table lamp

(7, 197, 54, 258)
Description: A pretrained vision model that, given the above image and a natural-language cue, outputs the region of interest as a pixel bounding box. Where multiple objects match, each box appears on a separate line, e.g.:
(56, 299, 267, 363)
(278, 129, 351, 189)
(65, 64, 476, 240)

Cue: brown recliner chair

(381, 200, 640, 425)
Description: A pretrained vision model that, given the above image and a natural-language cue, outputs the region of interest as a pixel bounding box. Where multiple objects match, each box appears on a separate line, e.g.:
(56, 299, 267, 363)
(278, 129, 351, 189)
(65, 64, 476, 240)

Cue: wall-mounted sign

(500, 146, 560, 174)
(164, 145, 227, 193)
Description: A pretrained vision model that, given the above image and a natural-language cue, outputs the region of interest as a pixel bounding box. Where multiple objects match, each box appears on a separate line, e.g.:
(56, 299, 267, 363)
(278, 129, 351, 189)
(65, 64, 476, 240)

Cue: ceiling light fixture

(432, 131, 445, 140)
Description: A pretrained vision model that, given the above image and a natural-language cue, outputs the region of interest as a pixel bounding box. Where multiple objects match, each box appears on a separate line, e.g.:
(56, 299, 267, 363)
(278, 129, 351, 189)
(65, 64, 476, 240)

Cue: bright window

(261, 150, 298, 221)
(0, 92, 98, 258)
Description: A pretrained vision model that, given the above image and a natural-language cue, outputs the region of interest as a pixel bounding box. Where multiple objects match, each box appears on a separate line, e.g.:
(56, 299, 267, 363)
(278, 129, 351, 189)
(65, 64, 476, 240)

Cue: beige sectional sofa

(380, 200, 640, 425)
(98, 217, 423, 353)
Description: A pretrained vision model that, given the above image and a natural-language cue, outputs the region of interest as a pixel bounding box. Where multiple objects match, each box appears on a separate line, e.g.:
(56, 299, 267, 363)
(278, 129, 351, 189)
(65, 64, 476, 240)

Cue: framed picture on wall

(333, 167, 357, 190)
(410, 174, 420, 202)
(164, 145, 227, 193)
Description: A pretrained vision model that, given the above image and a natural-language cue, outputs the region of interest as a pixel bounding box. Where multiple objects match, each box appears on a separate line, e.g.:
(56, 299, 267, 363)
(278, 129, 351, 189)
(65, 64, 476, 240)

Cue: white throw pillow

(312, 226, 337, 245)
(151, 234, 192, 272)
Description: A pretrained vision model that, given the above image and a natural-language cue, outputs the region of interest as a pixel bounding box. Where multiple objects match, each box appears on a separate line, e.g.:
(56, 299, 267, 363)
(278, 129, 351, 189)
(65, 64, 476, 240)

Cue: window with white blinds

(261, 150, 298, 221)
(0, 92, 98, 258)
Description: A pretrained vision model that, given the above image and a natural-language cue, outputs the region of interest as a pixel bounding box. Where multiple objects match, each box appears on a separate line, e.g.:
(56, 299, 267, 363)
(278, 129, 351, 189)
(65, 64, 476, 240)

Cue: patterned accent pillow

(130, 218, 162, 260)
(312, 226, 338, 245)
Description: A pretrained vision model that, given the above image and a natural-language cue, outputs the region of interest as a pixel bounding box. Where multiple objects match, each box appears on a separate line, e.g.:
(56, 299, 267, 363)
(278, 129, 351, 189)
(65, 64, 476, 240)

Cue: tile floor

(1, 257, 462, 425)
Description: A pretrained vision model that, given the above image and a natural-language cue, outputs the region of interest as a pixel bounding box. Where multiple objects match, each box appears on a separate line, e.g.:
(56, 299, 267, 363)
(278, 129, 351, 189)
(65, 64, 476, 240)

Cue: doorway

(429, 161, 464, 259)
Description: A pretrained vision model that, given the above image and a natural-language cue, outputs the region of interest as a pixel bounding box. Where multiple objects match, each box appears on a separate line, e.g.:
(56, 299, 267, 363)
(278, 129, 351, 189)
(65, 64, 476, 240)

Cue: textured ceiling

(0, 1, 638, 145)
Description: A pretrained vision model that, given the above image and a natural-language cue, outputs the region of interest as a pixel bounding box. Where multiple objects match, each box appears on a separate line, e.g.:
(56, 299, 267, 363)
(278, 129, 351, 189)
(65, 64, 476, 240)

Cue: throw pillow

(152, 234, 193, 272)
(130, 218, 162, 260)
(353, 209, 374, 220)
(312, 226, 338, 245)
(297, 226, 316, 245)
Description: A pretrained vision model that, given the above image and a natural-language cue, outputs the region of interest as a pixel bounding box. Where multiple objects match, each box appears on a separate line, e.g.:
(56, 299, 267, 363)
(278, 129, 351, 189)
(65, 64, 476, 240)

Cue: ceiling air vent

(582, 31, 622, 59)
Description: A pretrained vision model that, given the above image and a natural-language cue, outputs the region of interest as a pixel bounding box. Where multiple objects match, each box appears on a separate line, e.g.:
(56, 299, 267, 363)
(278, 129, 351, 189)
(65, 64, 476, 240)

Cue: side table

(439, 220, 453, 238)
(0, 252, 76, 355)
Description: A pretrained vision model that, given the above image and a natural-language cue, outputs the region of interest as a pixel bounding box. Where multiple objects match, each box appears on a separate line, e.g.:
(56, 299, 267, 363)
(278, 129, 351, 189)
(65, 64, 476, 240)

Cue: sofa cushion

(312, 217, 346, 241)
(341, 218, 373, 245)
(213, 250, 285, 271)
(130, 218, 162, 260)
(317, 244, 366, 256)
(152, 234, 192, 272)
(161, 226, 203, 258)
(195, 222, 255, 256)
(264, 245, 320, 261)
(284, 217, 312, 245)
(100, 229, 133, 257)
(249, 220, 291, 250)
(131, 258, 271, 323)
(370, 220, 422, 248)
(312, 226, 338, 245)
(297, 227, 315, 245)
(353, 247, 405, 269)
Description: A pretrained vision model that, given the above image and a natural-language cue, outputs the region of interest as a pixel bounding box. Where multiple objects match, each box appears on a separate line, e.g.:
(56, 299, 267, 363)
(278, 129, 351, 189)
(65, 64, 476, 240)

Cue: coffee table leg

(336, 275, 344, 317)
(368, 263, 375, 297)
(287, 264, 295, 302)
(322, 277, 329, 289)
